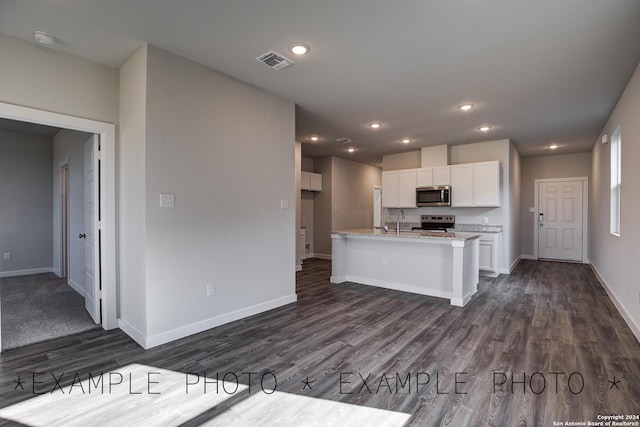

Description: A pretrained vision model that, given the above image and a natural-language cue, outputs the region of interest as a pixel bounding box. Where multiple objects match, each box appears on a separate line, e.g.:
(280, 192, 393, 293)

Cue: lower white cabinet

(477, 232, 500, 277)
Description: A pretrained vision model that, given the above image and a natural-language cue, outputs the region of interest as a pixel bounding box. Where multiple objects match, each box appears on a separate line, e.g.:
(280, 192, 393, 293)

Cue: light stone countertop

(449, 224, 503, 233)
(331, 228, 480, 241)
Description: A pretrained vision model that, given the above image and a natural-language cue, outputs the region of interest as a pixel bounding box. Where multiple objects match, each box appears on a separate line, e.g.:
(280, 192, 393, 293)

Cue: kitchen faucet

(396, 209, 405, 235)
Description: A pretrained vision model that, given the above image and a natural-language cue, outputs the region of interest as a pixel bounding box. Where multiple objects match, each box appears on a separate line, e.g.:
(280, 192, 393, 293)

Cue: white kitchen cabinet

(473, 161, 500, 207)
(477, 232, 500, 277)
(433, 166, 451, 186)
(382, 169, 417, 208)
(398, 170, 417, 207)
(416, 166, 450, 188)
(301, 171, 322, 192)
(416, 168, 433, 187)
(309, 173, 322, 191)
(451, 164, 473, 207)
(301, 171, 311, 190)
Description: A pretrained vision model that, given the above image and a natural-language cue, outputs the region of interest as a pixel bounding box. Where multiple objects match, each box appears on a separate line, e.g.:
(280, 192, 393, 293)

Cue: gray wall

(312, 156, 382, 257)
(119, 45, 296, 346)
(519, 152, 592, 257)
(300, 156, 315, 255)
(52, 129, 93, 294)
(313, 157, 333, 256)
(0, 129, 53, 275)
(591, 61, 640, 338)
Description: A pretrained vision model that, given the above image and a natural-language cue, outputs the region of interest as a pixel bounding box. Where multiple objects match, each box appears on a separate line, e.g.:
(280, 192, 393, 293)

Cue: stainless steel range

(412, 215, 455, 232)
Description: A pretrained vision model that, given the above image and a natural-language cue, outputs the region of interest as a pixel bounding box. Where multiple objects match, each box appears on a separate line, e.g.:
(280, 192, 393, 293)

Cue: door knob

(79, 233, 86, 239)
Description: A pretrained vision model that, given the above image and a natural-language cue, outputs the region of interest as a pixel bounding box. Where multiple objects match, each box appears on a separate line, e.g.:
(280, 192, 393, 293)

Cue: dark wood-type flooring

(0, 259, 638, 426)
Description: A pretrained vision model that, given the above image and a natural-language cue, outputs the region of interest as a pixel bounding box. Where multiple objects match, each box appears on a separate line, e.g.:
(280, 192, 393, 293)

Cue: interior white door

(538, 180, 583, 261)
(84, 135, 101, 324)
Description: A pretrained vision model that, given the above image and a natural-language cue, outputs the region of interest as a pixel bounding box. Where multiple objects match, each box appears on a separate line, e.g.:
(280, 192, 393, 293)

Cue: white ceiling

(1, 0, 639, 165)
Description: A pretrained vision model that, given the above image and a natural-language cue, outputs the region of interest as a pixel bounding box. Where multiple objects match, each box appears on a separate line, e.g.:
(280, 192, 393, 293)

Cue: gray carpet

(1, 273, 99, 351)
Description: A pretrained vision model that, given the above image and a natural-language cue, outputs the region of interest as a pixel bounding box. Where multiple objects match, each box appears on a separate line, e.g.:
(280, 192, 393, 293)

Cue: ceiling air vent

(256, 51, 294, 70)
(336, 137, 354, 144)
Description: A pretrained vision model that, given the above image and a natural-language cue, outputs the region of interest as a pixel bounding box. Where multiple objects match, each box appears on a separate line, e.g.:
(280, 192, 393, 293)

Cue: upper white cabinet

(472, 161, 500, 207)
(301, 171, 322, 192)
(416, 168, 433, 188)
(451, 164, 473, 207)
(451, 161, 500, 207)
(433, 166, 451, 186)
(382, 169, 417, 208)
(416, 166, 450, 187)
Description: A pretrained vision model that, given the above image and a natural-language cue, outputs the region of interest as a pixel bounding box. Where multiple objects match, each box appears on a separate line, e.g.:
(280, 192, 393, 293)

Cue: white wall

(52, 129, 92, 293)
(127, 45, 296, 345)
(0, 129, 53, 275)
(118, 45, 149, 339)
(590, 61, 640, 340)
(0, 33, 118, 124)
(519, 152, 592, 257)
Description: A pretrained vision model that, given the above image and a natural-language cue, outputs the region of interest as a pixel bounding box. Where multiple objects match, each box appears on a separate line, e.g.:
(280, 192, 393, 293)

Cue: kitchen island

(331, 229, 480, 306)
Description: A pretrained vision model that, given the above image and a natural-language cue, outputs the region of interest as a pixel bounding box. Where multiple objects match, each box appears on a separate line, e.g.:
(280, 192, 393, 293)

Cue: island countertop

(331, 228, 480, 241)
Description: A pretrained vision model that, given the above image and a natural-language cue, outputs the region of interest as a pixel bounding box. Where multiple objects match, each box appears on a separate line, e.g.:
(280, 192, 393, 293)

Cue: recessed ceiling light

(369, 123, 381, 129)
(549, 144, 559, 149)
(347, 147, 355, 153)
(479, 126, 492, 132)
(289, 43, 310, 55)
(33, 30, 55, 45)
(459, 104, 474, 111)
(309, 135, 319, 141)
(401, 138, 411, 144)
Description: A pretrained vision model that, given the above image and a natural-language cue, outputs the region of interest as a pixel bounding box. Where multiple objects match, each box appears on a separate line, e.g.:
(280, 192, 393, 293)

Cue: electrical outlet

(206, 283, 215, 297)
(3, 252, 10, 261)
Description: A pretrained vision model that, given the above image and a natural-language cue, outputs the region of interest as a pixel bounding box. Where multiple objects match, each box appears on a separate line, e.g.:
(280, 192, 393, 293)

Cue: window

(610, 126, 622, 236)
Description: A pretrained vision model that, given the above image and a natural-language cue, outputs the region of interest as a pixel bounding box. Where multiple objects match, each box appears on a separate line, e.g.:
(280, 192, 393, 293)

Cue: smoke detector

(255, 51, 294, 70)
(336, 137, 354, 144)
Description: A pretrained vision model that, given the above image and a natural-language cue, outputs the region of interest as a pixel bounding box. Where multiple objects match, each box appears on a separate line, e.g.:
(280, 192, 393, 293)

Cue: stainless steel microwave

(416, 186, 451, 207)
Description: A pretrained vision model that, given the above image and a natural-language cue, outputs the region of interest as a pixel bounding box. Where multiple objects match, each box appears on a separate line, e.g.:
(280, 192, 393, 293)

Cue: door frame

(533, 176, 589, 263)
(60, 161, 70, 280)
(0, 102, 117, 340)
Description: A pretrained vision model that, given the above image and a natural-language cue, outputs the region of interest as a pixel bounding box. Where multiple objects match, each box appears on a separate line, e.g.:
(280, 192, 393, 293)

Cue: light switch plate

(160, 193, 175, 208)
(3, 252, 10, 261)
(280, 199, 289, 209)
(528, 207, 535, 213)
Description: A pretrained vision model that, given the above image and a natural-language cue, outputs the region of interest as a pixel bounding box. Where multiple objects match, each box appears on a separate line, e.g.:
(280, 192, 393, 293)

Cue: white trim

(118, 319, 147, 349)
(67, 278, 86, 298)
(590, 263, 640, 343)
(0, 267, 54, 278)
(507, 256, 521, 273)
(520, 254, 537, 260)
(143, 294, 298, 349)
(311, 253, 332, 260)
(533, 177, 589, 263)
(295, 265, 302, 272)
(0, 101, 117, 331)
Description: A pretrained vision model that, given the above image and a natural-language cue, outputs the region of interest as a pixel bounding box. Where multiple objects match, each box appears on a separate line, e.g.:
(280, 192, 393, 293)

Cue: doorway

(534, 177, 589, 262)
(0, 101, 117, 352)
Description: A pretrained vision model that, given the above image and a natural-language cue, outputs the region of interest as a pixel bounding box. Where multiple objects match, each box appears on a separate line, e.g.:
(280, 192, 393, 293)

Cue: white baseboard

(295, 264, 302, 272)
(311, 253, 332, 260)
(143, 294, 298, 349)
(590, 263, 640, 344)
(118, 318, 147, 349)
(520, 254, 537, 260)
(67, 278, 86, 297)
(0, 267, 54, 278)
(52, 268, 61, 277)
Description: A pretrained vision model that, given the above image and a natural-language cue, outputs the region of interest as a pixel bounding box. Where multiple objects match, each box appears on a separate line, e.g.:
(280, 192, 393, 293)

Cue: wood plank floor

(0, 259, 638, 426)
